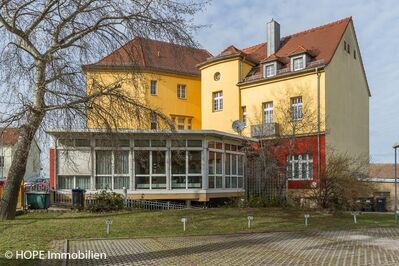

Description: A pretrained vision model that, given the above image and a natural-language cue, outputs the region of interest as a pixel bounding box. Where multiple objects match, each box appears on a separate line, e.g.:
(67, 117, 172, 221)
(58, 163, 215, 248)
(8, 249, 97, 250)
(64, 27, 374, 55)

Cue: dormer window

(291, 55, 306, 71)
(264, 63, 277, 78)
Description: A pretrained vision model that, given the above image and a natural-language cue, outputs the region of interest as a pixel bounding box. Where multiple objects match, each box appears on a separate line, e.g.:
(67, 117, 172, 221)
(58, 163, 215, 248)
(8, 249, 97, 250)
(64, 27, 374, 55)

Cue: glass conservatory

(48, 129, 252, 202)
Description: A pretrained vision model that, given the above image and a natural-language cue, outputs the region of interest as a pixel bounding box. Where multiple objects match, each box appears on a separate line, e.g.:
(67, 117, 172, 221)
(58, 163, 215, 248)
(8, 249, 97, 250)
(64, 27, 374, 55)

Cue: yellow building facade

(76, 18, 369, 200)
(198, 17, 369, 160)
(84, 36, 211, 131)
(85, 70, 202, 130)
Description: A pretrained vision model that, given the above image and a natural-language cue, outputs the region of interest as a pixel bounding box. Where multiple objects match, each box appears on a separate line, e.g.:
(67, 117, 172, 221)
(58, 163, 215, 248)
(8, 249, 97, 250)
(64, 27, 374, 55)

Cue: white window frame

(241, 106, 247, 126)
(213, 91, 223, 112)
(291, 55, 306, 71)
(187, 118, 192, 130)
(134, 149, 167, 190)
(95, 149, 130, 190)
(150, 80, 157, 95)
(177, 84, 186, 99)
(264, 62, 277, 78)
(291, 97, 303, 121)
(263, 102, 273, 124)
(177, 117, 185, 130)
(287, 154, 313, 180)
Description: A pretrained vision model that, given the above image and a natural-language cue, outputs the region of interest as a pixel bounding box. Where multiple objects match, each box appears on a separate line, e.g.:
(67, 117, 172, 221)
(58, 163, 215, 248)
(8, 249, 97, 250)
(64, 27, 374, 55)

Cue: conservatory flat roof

(45, 129, 257, 142)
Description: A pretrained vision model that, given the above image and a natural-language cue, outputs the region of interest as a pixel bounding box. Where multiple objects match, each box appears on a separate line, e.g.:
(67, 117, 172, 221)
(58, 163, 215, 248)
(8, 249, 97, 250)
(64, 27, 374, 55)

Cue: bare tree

(244, 88, 321, 204)
(309, 152, 372, 211)
(0, 0, 207, 220)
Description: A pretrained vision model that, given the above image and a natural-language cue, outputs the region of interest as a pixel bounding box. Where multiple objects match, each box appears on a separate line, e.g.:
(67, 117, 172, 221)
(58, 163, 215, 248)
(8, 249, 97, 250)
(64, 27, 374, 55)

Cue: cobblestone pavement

(64, 228, 399, 266)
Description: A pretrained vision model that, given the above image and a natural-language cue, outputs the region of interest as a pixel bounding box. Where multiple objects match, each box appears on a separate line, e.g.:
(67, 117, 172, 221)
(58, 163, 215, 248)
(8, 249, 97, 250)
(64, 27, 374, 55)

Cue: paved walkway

(64, 228, 399, 265)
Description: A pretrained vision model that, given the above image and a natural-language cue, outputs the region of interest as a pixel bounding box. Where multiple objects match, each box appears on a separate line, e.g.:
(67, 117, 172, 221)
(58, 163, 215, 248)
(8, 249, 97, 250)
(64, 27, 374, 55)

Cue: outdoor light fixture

(181, 217, 187, 231)
(393, 143, 399, 220)
(351, 211, 360, 224)
(105, 219, 113, 234)
(304, 214, 310, 227)
(247, 215, 254, 229)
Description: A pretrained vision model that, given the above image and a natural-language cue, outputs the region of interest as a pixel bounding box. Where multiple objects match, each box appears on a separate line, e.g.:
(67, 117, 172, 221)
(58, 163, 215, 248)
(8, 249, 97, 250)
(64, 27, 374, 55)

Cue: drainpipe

(315, 68, 321, 180)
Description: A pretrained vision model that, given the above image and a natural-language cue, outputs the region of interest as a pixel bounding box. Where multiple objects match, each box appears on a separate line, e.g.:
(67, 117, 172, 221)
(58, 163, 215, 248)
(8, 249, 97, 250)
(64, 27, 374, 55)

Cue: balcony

(251, 123, 279, 138)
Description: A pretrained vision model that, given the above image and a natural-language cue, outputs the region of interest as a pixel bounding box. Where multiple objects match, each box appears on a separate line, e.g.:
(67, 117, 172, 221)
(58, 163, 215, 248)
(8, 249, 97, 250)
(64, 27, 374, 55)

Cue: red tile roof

(369, 164, 396, 179)
(84, 37, 212, 76)
(0, 128, 19, 145)
(207, 17, 352, 80)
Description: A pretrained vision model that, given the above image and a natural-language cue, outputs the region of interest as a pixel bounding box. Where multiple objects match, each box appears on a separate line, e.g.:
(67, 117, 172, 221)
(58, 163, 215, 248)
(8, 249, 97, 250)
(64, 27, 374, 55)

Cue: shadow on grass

(13, 210, 150, 221)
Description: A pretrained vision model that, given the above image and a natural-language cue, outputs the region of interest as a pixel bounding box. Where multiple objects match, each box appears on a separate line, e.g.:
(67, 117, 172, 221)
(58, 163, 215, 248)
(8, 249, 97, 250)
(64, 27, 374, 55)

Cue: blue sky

(194, 0, 399, 163)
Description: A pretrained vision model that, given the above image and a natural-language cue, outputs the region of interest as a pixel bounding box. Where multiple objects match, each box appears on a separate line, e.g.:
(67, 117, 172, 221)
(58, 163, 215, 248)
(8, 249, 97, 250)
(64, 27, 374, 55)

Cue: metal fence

(52, 191, 198, 210)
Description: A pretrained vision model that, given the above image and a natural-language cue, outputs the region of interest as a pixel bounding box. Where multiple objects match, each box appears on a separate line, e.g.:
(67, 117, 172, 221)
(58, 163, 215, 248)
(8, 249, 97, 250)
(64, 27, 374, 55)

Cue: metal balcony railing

(250, 123, 279, 138)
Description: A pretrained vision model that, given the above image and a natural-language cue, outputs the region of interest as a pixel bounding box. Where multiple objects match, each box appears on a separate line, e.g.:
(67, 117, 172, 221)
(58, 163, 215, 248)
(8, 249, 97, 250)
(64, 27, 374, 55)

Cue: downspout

(315, 68, 321, 180)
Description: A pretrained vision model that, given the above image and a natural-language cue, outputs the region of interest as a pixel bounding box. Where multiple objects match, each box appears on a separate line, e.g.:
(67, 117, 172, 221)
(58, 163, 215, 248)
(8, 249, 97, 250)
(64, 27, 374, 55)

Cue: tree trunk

(0, 112, 43, 220)
(0, 58, 46, 220)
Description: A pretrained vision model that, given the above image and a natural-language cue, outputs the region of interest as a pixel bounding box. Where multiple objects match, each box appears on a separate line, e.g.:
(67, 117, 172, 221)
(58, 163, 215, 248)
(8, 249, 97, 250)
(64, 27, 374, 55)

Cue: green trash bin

(26, 192, 50, 209)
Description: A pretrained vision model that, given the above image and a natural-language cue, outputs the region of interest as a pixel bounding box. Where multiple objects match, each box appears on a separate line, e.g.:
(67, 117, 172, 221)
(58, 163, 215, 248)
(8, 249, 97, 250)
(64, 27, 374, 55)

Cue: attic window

(292, 56, 305, 71)
(354, 50, 357, 59)
(347, 44, 350, 54)
(264, 63, 276, 78)
(344, 41, 347, 51)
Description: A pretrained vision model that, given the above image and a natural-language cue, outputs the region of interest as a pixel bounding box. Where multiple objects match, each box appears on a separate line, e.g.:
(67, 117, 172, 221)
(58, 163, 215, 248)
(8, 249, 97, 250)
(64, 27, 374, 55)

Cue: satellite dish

(232, 120, 245, 133)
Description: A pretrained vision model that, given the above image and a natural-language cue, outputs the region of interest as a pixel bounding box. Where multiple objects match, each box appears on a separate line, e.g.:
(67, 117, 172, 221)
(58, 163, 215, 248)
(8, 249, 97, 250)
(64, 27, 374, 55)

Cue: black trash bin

(374, 197, 387, 212)
(72, 188, 86, 209)
(358, 197, 374, 212)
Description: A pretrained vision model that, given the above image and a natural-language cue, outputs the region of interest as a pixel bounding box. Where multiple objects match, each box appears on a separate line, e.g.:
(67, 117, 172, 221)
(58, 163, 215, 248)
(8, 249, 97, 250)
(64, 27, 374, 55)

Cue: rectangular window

(172, 176, 186, 189)
(177, 118, 185, 130)
(114, 151, 129, 175)
(172, 150, 186, 175)
(152, 151, 166, 174)
(213, 91, 223, 111)
(150, 80, 157, 95)
(293, 57, 304, 71)
(263, 102, 273, 124)
(291, 97, 303, 121)
(96, 176, 112, 190)
(265, 64, 276, 77)
(75, 176, 91, 190)
(347, 44, 350, 54)
(187, 140, 202, 147)
(135, 176, 150, 189)
(177, 84, 186, 99)
(188, 176, 201, 188)
(114, 176, 129, 189)
(58, 176, 74, 189)
(187, 118, 192, 130)
(150, 113, 157, 130)
(287, 154, 313, 180)
(96, 151, 112, 175)
(0, 156, 4, 168)
(75, 139, 90, 147)
(135, 150, 150, 175)
(354, 50, 357, 59)
(152, 176, 166, 189)
(241, 106, 247, 126)
(188, 151, 202, 174)
(208, 151, 215, 174)
(216, 152, 223, 174)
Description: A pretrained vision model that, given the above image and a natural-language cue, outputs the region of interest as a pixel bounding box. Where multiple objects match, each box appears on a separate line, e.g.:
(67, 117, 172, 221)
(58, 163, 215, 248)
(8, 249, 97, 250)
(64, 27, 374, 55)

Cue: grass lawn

(0, 208, 398, 257)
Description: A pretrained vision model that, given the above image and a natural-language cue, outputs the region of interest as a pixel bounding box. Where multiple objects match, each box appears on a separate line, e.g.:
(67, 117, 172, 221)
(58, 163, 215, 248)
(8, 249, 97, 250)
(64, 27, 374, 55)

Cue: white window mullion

(149, 150, 153, 190)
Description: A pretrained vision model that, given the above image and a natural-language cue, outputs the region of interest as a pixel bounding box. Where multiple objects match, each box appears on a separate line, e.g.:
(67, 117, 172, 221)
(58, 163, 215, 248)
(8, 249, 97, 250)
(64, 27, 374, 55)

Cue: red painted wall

(265, 135, 326, 189)
(49, 148, 55, 189)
